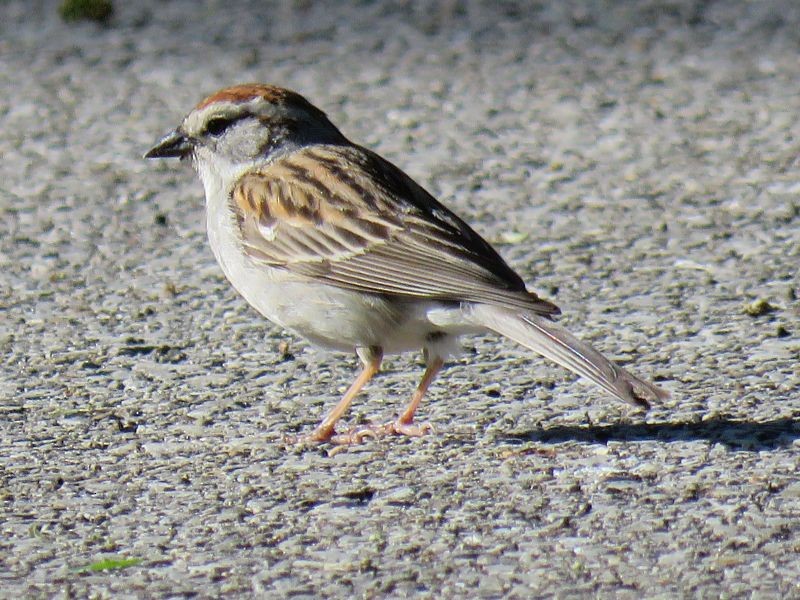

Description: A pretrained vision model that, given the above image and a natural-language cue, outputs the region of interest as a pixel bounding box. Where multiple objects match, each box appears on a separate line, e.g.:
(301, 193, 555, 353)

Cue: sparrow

(145, 83, 669, 444)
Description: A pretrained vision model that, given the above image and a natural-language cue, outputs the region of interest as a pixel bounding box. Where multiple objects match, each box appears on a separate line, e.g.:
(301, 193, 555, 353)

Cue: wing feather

(229, 145, 559, 316)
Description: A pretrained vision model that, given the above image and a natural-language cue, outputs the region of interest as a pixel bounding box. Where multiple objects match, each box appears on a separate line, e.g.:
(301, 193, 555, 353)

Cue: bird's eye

(205, 117, 234, 136)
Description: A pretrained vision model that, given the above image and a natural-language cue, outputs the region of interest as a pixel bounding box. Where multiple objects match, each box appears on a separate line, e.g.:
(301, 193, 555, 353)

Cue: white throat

(194, 154, 256, 280)
(196, 154, 251, 213)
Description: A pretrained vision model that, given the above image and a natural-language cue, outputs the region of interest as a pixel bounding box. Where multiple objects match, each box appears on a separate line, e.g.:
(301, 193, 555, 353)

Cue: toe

(389, 420, 435, 437)
(330, 427, 378, 445)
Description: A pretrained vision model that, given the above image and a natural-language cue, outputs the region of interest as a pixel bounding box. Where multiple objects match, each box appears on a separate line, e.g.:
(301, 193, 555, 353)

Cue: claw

(284, 426, 337, 446)
(329, 427, 378, 445)
(293, 419, 436, 449)
(385, 420, 435, 437)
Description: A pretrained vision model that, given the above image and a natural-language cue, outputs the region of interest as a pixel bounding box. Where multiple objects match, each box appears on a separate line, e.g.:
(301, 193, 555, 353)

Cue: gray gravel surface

(2, 0, 799, 597)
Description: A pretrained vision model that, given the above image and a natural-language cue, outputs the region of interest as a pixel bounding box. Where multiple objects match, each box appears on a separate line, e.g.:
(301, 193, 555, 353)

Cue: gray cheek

(217, 132, 264, 162)
(243, 135, 267, 159)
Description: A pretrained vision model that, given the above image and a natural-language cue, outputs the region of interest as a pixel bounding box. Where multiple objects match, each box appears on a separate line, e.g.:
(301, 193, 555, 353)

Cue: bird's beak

(144, 129, 192, 159)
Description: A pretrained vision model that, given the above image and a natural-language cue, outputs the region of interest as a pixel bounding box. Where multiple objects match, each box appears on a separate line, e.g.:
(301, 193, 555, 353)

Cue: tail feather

(471, 305, 669, 409)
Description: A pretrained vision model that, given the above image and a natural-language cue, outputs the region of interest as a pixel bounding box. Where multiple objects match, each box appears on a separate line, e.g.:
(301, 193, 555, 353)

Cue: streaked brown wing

(229, 144, 559, 316)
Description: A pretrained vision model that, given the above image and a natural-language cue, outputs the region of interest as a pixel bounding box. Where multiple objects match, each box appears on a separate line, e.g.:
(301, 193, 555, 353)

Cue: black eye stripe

(205, 115, 240, 136)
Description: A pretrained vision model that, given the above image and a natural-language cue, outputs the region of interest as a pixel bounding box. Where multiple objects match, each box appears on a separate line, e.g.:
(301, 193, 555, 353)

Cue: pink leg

(386, 356, 444, 437)
(301, 347, 382, 443)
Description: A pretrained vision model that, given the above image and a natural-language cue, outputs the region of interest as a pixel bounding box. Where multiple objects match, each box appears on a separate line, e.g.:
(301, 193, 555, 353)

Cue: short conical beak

(144, 129, 192, 159)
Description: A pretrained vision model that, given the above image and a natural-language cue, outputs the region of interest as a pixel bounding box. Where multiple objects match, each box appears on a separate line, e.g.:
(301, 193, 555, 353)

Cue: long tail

(470, 304, 669, 409)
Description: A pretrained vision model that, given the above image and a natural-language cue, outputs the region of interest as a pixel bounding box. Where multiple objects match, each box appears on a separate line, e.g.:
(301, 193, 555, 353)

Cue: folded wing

(229, 144, 559, 316)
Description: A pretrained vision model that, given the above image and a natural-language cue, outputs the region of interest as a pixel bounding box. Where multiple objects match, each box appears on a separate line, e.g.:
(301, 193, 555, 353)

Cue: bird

(145, 83, 669, 444)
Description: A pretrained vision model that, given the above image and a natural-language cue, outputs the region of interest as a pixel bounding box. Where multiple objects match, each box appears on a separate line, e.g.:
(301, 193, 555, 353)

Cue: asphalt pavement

(1, 1, 799, 597)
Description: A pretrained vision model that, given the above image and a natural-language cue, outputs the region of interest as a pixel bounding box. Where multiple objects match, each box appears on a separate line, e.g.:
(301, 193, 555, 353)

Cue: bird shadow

(499, 416, 800, 452)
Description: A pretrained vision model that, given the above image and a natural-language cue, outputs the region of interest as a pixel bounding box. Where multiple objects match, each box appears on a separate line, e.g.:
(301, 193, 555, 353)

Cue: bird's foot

(285, 426, 377, 446)
(288, 420, 435, 448)
(380, 419, 435, 437)
(344, 419, 435, 440)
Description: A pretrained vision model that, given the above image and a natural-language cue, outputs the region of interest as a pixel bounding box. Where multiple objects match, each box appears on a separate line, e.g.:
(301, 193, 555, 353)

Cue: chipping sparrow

(145, 84, 669, 444)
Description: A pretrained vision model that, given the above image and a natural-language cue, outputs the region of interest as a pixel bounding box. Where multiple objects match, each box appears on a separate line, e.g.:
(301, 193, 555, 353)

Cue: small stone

(744, 299, 776, 317)
(59, 0, 113, 23)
